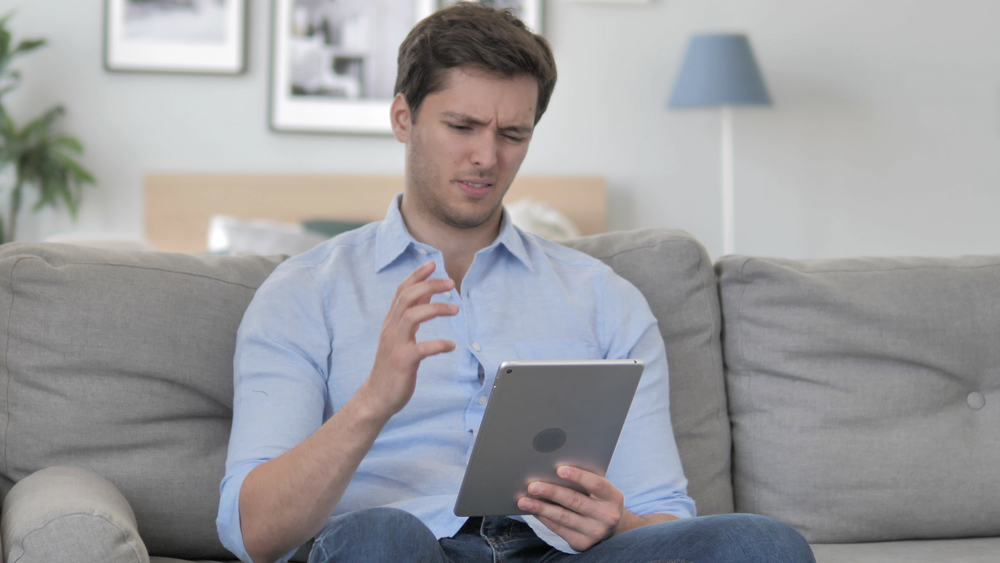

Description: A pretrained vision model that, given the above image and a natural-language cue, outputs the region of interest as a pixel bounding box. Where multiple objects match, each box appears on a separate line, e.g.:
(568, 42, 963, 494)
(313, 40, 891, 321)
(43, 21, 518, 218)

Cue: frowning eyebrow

(441, 111, 533, 135)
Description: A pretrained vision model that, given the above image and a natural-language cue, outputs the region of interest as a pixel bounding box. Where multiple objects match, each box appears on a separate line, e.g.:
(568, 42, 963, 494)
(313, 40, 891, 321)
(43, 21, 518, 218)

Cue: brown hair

(394, 2, 557, 125)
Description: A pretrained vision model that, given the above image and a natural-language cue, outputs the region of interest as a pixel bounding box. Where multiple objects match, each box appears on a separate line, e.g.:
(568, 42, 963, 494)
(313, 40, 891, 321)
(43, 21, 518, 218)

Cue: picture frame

(269, 0, 544, 135)
(104, 0, 247, 74)
(269, 0, 436, 135)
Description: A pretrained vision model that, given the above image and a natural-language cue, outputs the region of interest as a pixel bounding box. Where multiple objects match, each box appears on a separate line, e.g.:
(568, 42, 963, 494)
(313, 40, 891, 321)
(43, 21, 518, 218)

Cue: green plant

(0, 13, 94, 244)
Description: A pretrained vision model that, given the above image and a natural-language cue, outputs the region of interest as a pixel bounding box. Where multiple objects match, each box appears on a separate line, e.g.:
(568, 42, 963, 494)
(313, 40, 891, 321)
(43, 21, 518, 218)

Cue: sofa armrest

(1, 466, 149, 563)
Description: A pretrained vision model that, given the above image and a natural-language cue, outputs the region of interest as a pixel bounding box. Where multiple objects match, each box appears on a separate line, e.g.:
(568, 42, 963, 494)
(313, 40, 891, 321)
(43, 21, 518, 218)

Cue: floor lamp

(668, 34, 772, 256)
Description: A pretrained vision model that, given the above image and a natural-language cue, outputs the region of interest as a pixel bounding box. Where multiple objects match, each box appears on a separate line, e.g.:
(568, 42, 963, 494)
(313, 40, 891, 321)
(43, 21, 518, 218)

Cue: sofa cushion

(811, 538, 1000, 563)
(1, 466, 149, 563)
(718, 255, 1000, 542)
(0, 243, 283, 560)
(564, 229, 733, 515)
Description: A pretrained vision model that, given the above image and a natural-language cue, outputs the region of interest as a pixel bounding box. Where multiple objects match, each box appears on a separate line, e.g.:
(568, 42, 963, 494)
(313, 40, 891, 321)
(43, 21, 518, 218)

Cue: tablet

(453, 359, 644, 517)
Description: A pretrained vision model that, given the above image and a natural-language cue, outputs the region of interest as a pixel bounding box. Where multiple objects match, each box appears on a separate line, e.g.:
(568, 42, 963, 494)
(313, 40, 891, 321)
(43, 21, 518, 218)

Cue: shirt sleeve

(217, 262, 333, 563)
(597, 267, 697, 520)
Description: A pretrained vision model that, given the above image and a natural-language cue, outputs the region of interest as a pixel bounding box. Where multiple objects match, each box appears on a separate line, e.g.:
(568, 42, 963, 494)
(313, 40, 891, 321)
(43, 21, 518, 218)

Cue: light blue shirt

(217, 195, 695, 562)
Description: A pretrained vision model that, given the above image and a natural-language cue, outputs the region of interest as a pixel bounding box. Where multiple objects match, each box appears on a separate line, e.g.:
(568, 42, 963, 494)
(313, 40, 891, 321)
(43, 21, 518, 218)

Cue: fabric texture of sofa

(0, 229, 996, 562)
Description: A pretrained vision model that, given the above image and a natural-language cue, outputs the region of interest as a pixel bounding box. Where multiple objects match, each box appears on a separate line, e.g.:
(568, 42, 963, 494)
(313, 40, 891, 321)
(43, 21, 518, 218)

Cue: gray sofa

(0, 229, 996, 563)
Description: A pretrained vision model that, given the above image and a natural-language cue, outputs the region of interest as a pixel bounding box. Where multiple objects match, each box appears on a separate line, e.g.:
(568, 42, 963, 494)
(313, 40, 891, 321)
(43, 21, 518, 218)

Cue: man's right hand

(358, 260, 459, 419)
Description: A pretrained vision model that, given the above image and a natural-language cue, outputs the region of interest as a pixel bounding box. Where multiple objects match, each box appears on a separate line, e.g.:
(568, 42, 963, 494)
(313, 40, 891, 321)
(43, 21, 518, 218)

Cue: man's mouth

(457, 179, 495, 197)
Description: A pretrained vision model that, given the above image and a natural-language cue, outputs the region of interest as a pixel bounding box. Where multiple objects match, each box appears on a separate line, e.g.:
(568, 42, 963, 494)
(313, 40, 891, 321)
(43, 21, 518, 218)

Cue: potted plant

(0, 13, 94, 244)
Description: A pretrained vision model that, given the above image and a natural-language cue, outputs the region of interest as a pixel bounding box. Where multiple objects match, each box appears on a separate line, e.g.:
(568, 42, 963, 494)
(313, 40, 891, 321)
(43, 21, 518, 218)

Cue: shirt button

(478, 396, 487, 405)
(472, 343, 481, 352)
(417, 248, 427, 255)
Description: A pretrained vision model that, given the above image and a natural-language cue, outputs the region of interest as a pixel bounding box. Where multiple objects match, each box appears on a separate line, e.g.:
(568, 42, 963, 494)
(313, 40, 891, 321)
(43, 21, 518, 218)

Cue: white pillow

(506, 199, 582, 241)
(206, 215, 327, 256)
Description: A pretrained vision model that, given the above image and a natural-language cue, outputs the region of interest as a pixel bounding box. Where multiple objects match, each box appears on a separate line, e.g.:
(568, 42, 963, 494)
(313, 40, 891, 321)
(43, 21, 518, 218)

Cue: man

(217, 4, 815, 563)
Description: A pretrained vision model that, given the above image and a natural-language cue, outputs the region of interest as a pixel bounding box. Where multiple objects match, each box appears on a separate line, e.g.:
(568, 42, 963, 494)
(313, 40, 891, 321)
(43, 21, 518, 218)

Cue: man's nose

(469, 131, 498, 170)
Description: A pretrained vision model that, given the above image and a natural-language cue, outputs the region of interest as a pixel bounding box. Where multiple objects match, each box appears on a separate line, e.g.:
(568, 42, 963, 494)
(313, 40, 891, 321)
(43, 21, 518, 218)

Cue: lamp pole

(721, 104, 735, 255)
(667, 33, 770, 258)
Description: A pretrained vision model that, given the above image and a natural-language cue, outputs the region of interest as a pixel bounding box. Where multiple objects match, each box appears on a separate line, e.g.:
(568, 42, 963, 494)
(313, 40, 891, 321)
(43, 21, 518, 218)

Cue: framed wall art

(269, 0, 436, 135)
(104, 0, 247, 74)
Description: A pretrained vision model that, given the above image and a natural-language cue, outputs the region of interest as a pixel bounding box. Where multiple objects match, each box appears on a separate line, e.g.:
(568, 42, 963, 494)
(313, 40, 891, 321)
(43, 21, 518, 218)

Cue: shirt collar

(374, 194, 533, 273)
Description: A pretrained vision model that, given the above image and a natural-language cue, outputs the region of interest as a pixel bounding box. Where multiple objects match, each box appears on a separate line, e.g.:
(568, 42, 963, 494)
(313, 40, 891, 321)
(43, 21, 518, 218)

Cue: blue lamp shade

(668, 34, 771, 108)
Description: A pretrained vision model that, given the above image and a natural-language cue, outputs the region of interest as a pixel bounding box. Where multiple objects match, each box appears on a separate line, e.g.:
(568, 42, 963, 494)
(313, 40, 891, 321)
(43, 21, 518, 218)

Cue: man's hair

(394, 2, 557, 125)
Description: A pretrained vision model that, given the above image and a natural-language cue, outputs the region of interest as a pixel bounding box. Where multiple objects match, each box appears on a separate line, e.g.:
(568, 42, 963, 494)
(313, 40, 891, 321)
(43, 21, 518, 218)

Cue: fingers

(394, 262, 453, 304)
(520, 483, 607, 531)
(365, 262, 458, 417)
(555, 466, 621, 503)
(390, 274, 455, 321)
(398, 302, 460, 339)
(534, 515, 596, 552)
(517, 467, 625, 551)
(415, 338, 457, 358)
(398, 260, 436, 290)
(519, 498, 606, 552)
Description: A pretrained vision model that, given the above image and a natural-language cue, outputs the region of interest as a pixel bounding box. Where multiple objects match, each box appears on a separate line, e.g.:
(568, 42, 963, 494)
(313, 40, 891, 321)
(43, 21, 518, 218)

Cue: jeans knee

(344, 506, 427, 532)
(310, 508, 441, 563)
(727, 514, 815, 562)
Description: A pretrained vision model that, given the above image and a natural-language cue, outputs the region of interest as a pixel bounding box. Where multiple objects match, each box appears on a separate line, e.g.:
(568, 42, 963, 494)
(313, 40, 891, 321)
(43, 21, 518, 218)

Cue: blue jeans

(308, 507, 816, 563)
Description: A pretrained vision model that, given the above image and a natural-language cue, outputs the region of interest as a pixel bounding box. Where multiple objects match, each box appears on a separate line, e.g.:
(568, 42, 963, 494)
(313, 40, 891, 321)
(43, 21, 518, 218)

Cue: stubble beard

(407, 130, 506, 231)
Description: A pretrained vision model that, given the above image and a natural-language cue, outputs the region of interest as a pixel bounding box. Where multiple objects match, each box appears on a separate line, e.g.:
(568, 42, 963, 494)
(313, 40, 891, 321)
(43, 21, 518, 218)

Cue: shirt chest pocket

(513, 340, 603, 361)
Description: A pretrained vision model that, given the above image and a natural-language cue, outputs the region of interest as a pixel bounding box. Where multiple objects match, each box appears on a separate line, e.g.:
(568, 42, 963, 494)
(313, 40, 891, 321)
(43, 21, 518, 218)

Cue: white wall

(5, 0, 1000, 259)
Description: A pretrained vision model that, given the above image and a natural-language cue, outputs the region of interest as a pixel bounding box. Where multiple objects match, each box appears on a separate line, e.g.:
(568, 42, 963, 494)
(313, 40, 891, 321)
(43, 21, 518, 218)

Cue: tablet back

(454, 359, 644, 517)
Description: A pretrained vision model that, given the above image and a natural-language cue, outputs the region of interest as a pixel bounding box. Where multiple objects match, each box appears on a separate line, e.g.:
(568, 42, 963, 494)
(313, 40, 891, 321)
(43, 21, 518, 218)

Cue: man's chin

(441, 204, 504, 230)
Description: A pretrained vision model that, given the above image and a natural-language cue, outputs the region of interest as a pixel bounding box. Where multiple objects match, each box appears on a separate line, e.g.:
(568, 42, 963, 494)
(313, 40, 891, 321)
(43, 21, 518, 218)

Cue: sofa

(0, 228, 996, 563)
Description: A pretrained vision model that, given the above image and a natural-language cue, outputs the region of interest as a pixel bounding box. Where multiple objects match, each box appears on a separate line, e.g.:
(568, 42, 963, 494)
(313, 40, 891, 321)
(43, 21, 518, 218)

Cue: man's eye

(448, 124, 471, 131)
(503, 134, 526, 143)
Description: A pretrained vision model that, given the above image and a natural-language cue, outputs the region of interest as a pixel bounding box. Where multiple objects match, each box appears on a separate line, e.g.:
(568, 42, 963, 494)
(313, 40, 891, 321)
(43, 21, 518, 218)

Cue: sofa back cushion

(564, 229, 733, 516)
(718, 254, 1000, 542)
(0, 243, 282, 560)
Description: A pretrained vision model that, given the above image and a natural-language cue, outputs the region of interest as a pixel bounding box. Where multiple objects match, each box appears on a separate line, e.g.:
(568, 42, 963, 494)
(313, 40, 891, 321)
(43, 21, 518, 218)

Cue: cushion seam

(2, 257, 33, 476)
(692, 242, 731, 503)
(736, 257, 758, 514)
(13, 258, 266, 290)
(760, 262, 1000, 275)
(578, 237, 693, 261)
(10, 511, 144, 563)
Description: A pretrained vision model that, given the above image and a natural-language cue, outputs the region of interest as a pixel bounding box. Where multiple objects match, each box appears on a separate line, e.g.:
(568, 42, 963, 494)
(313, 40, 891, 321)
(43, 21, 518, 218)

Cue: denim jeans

(308, 507, 816, 563)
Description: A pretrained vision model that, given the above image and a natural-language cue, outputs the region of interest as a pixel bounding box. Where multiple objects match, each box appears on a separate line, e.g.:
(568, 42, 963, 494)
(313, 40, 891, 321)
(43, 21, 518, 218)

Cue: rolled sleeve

(217, 263, 333, 562)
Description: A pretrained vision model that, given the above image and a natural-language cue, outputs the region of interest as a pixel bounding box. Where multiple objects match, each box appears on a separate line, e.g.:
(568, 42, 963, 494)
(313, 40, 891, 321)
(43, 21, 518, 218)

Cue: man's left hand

(516, 466, 639, 551)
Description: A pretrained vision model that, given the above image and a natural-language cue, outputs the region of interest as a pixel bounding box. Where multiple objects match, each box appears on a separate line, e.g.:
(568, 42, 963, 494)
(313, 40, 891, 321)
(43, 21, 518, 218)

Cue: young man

(217, 4, 815, 563)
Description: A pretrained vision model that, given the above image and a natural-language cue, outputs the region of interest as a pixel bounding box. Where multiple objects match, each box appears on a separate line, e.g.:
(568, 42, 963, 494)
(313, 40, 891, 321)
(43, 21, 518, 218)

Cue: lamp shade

(668, 34, 771, 108)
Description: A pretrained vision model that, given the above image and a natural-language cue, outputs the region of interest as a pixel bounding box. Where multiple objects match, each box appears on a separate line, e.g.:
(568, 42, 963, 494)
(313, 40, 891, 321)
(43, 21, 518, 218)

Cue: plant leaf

(12, 38, 44, 55)
(52, 135, 83, 153)
(56, 155, 96, 185)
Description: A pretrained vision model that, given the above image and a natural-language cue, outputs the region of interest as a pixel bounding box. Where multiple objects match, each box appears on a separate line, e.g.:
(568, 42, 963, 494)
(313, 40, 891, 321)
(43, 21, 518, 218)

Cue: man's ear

(390, 93, 412, 143)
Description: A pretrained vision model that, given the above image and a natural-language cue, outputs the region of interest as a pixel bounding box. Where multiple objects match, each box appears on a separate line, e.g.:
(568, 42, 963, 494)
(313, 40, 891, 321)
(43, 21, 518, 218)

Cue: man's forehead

(431, 67, 537, 125)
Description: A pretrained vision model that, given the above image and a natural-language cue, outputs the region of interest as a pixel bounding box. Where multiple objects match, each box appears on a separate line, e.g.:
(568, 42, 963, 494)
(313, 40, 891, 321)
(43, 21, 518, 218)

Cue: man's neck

(398, 198, 502, 293)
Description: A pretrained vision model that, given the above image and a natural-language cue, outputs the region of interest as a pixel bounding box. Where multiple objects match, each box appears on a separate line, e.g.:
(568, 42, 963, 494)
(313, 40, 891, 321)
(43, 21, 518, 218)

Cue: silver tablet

(453, 359, 644, 517)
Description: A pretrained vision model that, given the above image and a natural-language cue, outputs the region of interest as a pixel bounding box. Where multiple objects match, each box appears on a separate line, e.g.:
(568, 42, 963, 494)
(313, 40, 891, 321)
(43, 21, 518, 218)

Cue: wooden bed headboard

(144, 174, 606, 254)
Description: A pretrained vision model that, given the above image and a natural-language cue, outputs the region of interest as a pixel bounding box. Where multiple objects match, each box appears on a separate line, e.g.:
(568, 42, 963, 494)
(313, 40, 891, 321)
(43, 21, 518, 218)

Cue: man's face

(392, 67, 538, 231)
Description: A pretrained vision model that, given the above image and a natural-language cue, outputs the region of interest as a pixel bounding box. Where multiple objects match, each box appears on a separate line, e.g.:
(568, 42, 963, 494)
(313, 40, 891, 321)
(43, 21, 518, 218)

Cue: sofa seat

(812, 537, 1000, 562)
